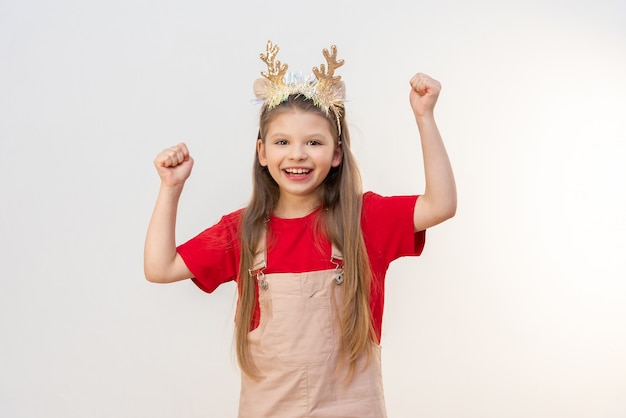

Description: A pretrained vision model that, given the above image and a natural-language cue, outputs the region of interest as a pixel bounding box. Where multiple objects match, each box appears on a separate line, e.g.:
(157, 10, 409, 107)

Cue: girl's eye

(307, 140, 321, 146)
(275, 140, 288, 145)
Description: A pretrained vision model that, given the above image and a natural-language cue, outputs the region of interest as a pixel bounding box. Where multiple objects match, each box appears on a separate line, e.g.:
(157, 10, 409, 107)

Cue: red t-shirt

(177, 191, 425, 341)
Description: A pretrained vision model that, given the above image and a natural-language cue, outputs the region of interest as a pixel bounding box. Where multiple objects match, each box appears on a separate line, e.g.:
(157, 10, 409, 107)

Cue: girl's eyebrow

(267, 132, 289, 138)
(267, 132, 331, 140)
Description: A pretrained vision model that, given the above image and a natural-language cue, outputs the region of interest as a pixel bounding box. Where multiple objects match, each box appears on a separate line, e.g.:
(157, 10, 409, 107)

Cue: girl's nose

(289, 144, 306, 160)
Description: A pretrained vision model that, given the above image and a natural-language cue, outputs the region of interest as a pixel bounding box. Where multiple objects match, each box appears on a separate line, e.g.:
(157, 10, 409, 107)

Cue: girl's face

(257, 109, 343, 209)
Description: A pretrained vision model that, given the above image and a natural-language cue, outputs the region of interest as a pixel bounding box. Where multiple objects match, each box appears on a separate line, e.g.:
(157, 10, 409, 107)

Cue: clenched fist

(154, 142, 194, 187)
(409, 73, 441, 118)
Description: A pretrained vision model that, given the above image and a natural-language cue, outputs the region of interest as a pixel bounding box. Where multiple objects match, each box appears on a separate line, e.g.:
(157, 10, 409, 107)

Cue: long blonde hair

(235, 95, 375, 378)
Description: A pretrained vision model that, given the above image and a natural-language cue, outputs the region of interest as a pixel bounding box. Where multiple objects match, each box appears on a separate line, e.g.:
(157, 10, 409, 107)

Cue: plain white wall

(1, 0, 625, 417)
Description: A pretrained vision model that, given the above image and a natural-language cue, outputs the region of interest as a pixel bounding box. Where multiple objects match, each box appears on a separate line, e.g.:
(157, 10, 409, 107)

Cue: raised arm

(410, 73, 457, 232)
(144, 142, 194, 283)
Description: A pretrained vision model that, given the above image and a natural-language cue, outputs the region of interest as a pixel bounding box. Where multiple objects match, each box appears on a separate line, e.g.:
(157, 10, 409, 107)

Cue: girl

(144, 41, 456, 417)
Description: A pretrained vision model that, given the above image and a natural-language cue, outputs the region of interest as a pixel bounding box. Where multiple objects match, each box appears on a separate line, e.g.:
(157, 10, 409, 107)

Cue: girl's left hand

(409, 73, 441, 117)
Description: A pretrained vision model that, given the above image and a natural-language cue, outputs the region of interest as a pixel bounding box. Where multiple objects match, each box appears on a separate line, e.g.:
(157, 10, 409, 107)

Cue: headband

(253, 40, 346, 134)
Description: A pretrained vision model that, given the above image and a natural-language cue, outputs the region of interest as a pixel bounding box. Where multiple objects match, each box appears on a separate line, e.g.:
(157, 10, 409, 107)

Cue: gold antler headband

(253, 40, 346, 134)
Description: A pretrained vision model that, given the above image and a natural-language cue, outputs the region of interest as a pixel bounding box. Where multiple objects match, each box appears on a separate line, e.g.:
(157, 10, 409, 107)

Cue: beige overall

(237, 236, 388, 418)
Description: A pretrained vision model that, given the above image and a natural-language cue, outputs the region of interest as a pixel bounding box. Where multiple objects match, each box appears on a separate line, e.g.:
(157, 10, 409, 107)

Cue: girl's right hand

(154, 142, 194, 187)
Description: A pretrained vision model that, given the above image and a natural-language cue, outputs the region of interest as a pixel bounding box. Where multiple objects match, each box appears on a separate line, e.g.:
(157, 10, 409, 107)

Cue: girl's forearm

(144, 184, 185, 282)
(415, 114, 457, 224)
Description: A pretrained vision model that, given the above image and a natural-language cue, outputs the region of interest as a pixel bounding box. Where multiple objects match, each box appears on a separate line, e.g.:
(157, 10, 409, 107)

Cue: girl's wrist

(159, 182, 185, 195)
(414, 112, 436, 124)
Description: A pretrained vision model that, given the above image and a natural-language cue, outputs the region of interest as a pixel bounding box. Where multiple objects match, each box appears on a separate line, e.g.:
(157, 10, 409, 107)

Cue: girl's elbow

(144, 265, 167, 283)
(144, 263, 188, 284)
(445, 202, 457, 220)
(144, 270, 161, 283)
(443, 193, 457, 218)
(436, 201, 457, 224)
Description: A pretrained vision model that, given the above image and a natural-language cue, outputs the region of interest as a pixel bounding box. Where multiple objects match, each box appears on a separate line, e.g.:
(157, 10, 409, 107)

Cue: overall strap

(249, 232, 344, 288)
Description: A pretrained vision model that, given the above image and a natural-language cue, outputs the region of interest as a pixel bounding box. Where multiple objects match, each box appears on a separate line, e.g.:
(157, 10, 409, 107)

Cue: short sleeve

(176, 210, 243, 293)
(361, 192, 425, 270)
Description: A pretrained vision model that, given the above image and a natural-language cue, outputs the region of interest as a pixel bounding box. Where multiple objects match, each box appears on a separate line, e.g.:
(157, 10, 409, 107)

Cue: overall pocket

(268, 296, 335, 366)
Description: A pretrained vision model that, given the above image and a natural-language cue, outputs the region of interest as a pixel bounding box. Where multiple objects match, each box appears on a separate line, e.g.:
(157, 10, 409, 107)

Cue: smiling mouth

(284, 168, 311, 176)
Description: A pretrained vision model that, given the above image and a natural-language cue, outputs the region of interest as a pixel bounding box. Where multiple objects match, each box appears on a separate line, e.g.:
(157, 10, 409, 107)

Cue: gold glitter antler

(259, 40, 288, 85)
(253, 41, 346, 133)
(313, 45, 344, 86)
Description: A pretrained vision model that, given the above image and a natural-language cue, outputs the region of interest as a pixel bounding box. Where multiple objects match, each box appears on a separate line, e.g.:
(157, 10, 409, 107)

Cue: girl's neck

(273, 194, 323, 219)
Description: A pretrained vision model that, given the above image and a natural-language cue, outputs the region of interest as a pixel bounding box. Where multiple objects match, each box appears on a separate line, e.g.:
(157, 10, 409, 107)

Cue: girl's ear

(257, 139, 268, 166)
(332, 141, 343, 167)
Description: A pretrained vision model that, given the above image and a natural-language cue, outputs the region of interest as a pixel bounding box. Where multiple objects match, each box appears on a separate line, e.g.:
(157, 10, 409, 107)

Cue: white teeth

(285, 168, 310, 174)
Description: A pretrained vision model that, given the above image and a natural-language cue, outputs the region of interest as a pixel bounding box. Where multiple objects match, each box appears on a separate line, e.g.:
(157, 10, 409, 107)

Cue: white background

(1, 0, 625, 417)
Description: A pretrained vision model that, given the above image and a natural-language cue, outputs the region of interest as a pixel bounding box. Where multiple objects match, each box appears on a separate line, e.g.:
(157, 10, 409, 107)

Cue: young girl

(144, 41, 456, 417)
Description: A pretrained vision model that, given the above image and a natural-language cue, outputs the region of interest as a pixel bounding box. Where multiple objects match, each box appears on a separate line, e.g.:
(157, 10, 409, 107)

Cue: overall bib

(237, 235, 388, 418)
